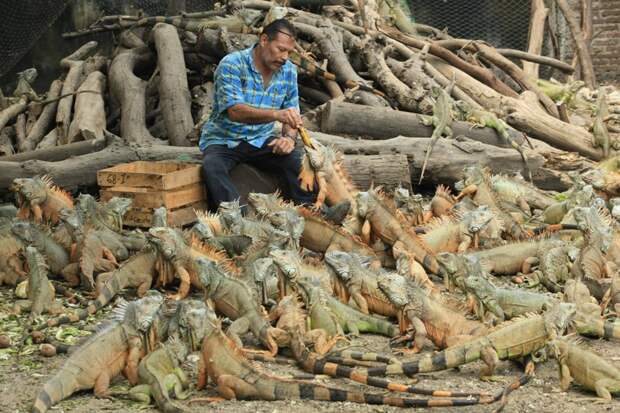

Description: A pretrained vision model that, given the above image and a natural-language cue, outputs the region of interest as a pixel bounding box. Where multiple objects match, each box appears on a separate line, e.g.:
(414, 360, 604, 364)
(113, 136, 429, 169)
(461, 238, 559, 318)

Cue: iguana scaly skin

(10, 176, 74, 224)
(129, 337, 190, 413)
(359, 303, 576, 378)
(572, 307, 620, 340)
(288, 327, 495, 400)
(31, 292, 165, 413)
(218, 200, 279, 242)
(592, 88, 612, 158)
(14, 246, 63, 320)
(356, 187, 441, 275)
(377, 272, 487, 352)
(456, 101, 532, 181)
(271, 249, 399, 337)
(522, 243, 579, 292)
(550, 338, 620, 400)
(42, 248, 159, 329)
(456, 165, 528, 239)
(190, 222, 253, 257)
(468, 237, 565, 276)
(463, 273, 558, 324)
(195, 257, 284, 356)
(196, 315, 489, 408)
(420, 206, 502, 253)
(167, 299, 215, 353)
(393, 187, 430, 225)
(325, 250, 398, 317)
(77, 194, 133, 233)
(391, 241, 437, 293)
(419, 81, 455, 184)
(11, 221, 70, 279)
(148, 226, 239, 300)
(491, 172, 556, 212)
(269, 294, 343, 355)
(430, 185, 456, 218)
(298, 141, 365, 234)
(0, 229, 26, 286)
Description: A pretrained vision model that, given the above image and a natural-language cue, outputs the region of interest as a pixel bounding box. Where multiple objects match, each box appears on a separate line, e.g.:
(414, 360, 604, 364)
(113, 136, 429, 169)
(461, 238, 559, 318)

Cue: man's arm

(227, 104, 302, 129)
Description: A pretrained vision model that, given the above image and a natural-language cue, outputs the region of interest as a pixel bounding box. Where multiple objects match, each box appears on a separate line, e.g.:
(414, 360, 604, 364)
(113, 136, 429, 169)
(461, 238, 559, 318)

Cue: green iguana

(11, 221, 71, 279)
(550, 338, 620, 401)
(41, 247, 159, 329)
(31, 291, 165, 413)
(13, 246, 63, 320)
(456, 101, 532, 181)
(520, 242, 580, 292)
(195, 313, 495, 408)
(0, 227, 26, 286)
(419, 80, 455, 184)
(592, 88, 612, 158)
(128, 336, 190, 413)
(356, 302, 576, 378)
(10, 176, 74, 224)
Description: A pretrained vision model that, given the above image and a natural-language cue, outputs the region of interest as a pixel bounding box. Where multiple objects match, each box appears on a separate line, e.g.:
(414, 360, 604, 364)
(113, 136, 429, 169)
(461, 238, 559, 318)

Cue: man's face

(259, 31, 295, 72)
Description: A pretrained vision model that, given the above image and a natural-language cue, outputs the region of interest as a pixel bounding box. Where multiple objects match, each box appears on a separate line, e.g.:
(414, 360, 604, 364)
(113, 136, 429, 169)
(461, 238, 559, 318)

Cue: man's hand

(273, 108, 303, 129)
(267, 136, 296, 155)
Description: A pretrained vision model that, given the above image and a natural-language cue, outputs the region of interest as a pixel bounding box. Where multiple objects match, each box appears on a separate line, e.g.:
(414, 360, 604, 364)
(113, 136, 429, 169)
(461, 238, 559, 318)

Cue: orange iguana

(10, 176, 74, 224)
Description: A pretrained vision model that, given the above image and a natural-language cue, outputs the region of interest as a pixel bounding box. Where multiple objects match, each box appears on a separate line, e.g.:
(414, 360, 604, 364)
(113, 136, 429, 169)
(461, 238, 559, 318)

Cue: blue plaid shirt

(199, 45, 299, 151)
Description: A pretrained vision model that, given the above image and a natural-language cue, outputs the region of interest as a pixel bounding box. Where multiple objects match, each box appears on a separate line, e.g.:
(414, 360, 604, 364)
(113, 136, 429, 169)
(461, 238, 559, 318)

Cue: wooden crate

(97, 161, 201, 190)
(97, 161, 206, 228)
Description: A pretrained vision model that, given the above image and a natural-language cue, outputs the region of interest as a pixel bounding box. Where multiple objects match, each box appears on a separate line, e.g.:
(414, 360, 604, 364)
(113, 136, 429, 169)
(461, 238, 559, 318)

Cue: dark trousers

(202, 138, 316, 212)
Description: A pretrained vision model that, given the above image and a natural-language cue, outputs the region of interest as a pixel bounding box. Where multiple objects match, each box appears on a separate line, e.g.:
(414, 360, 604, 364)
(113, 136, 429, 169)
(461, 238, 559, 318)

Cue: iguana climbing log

(31, 291, 165, 413)
(194, 314, 496, 408)
(419, 79, 455, 184)
(356, 303, 576, 378)
(592, 88, 612, 158)
(10, 176, 74, 224)
(456, 100, 533, 181)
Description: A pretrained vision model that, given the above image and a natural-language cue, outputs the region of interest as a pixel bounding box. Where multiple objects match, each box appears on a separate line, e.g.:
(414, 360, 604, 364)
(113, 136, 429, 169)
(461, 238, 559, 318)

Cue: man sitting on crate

(200, 18, 348, 220)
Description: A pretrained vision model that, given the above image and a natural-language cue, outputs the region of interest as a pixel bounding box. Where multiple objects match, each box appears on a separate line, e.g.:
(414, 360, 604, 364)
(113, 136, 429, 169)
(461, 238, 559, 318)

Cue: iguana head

(269, 249, 300, 281)
(195, 257, 225, 290)
(191, 222, 215, 240)
(325, 251, 353, 280)
(355, 190, 376, 218)
(11, 221, 35, 243)
(393, 187, 411, 209)
(454, 100, 474, 121)
(165, 335, 189, 363)
(249, 257, 276, 284)
(76, 193, 98, 217)
(462, 165, 488, 186)
(152, 207, 168, 227)
(58, 208, 82, 236)
(170, 299, 215, 351)
(544, 302, 577, 336)
(17, 68, 37, 84)
(104, 196, 133, 218)
(377, 272, 409, 307)
(24, 245, 48, 279)
(436, 252, 462, 278)
(268, 210, 305, 249)
(148, 227, 178, 259)
(462, 274, 494, 296)
(572, 206, 613, 250)
(10, 177, 47, 204)
(115, 290, 165, 333)
(462, 205, 499, 241)
(247, 192, 284, 216)
(218, 200, 243, 228)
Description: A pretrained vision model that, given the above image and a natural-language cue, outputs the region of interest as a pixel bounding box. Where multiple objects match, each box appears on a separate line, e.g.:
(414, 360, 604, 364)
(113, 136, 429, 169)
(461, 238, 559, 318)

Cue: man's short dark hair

(262, 18, 296, 41)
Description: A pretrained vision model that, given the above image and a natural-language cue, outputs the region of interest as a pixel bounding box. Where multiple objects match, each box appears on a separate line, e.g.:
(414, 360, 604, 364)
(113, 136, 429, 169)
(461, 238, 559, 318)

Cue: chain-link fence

(410, 0, 532, 51)
(0, 0, 70, 79)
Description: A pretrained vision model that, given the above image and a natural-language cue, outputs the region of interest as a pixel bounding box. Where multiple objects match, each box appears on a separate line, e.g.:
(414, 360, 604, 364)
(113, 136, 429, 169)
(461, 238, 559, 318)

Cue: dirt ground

(2, 287, 620, 413)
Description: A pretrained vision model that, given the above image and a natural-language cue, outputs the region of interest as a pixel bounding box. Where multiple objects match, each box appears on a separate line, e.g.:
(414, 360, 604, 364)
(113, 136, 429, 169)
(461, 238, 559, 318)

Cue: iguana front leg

(479, 345, 499, 380)
(457, 234, 473, 253)
(31, 203, 43, 223)
(314, 172, 328, 209)
(557, 358, 573, 391)
(402, 312, 427, 354)
(124, 336, 143, 385)
(197, 357, 208, 390)
(455, 185, 478, 201)
(93, 370, 113, 398)
(594, 379, 618, 401)
(349, 289, 369, 314)
(306, 329, 346, 355)
(298, 155, 316, 192)
(168, 265, 191, 301)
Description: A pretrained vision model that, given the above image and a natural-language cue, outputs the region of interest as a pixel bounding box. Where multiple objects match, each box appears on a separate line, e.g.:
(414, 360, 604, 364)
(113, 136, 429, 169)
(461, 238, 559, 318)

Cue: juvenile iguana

(31, 291, 165, 413)
(357, 303, 576, 378)
(550, 338, 620, 401)
(128, 336, 190, 413)
(195, 314, 494, 408)
(456, 101, 532, 181)
(419, 80, 455, 184)
(592, 88, 612, 158)
(10, 176, 74, 224)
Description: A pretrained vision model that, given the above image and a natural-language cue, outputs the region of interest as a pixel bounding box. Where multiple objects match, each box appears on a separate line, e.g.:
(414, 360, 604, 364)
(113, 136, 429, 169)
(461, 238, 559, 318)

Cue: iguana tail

(291, 334, 489, 398)
(31, 371, 77, 413)
(326, 349, 400, 365)
(419, 132, 440, 185)
(150, 378, 183, 413)
(41, 274, 121, 329)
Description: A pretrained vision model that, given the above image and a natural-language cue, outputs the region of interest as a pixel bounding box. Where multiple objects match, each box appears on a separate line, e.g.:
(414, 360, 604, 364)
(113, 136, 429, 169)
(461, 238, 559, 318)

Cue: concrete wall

(591, 0, 620, 82)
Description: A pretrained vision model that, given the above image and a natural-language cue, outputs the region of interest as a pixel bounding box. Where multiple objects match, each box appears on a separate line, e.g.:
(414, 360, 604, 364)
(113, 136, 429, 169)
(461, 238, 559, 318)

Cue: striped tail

(325, 350, 400, 365)
(603, 320, 620, 340)
(42, 277, 119, 329)
(291, 334, 488, 398)
(278, 381, 493, 407)
(31, 374, 72, 413)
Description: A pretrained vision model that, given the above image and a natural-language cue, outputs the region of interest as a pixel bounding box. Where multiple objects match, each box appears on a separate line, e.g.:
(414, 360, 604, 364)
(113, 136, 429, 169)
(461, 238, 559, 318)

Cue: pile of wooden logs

(0, 0, 617, 193)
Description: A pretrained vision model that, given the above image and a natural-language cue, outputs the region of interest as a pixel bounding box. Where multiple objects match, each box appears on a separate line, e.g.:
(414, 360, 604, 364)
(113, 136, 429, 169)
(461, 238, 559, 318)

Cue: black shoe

(320, 200, 351, 225)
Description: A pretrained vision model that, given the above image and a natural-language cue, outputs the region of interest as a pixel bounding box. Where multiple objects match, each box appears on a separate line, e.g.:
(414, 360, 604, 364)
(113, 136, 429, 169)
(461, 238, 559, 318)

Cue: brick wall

(591, 0, 620, 82)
